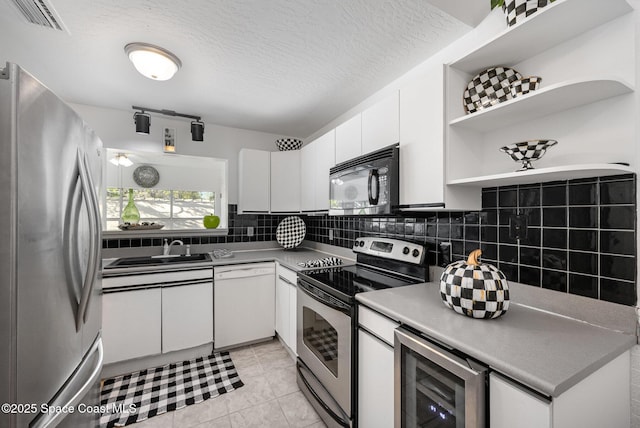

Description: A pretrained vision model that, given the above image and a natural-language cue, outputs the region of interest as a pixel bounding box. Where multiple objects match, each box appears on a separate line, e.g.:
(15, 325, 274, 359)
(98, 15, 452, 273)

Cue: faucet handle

(186, 245, 191, 256)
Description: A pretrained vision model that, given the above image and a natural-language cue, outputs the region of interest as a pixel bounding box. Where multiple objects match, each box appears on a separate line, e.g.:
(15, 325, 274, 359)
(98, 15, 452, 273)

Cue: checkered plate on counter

(276, 216, 306, 249)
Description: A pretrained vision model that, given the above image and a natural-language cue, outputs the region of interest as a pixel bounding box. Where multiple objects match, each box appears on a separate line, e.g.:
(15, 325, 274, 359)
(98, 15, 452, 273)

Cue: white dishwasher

(213, 262, 276, 349)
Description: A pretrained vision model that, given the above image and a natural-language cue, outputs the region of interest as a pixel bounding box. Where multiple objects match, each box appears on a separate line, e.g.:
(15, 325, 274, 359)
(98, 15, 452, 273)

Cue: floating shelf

(450, 0, 632, 73)
(447, 164, 634, 187)
(449, 78, 633, 132)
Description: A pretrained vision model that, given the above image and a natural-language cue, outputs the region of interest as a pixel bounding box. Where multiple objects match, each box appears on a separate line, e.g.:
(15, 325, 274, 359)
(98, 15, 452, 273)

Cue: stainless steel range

(296, 237, 429, 428)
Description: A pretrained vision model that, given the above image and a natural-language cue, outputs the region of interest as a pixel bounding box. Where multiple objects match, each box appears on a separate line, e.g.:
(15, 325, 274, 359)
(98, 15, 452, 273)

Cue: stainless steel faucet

(163, 239, 184, 256)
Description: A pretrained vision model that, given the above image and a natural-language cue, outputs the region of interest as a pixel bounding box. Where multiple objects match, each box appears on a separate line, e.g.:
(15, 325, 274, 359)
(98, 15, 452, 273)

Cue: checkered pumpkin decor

(276, 216, 306, 249)
(275, 138, 303, 151)
(440, 250, 510, 319)
(463, 67, 522, 114)
(502, 0, 551, 27)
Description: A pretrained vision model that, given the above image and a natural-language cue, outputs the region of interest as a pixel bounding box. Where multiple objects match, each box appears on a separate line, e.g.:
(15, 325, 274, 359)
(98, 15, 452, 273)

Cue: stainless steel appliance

(297, 237, 428, 427)
(395, 327, 487, 428)
(0, 63, 103, 428)
(329, 145, 399, 216)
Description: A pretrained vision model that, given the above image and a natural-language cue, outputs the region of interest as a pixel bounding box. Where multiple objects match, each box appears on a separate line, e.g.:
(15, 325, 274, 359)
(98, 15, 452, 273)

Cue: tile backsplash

(102, 174, 636, 306)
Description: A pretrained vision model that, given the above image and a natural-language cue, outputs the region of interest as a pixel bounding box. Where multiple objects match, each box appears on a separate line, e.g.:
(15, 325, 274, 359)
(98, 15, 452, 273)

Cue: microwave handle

(368, 169, 379, 205)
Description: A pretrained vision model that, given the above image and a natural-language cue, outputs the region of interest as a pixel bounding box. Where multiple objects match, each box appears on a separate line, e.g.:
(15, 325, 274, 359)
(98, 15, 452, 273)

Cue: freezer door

(7, 64, 102, 427)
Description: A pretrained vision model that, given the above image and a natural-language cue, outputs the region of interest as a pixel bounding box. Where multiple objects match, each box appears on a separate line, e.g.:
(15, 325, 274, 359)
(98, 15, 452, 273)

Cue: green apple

(203, 214, 220, 229)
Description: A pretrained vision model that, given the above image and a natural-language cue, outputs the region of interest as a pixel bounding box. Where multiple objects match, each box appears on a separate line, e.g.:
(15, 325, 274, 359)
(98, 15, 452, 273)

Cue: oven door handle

(298, 280, 350, 314)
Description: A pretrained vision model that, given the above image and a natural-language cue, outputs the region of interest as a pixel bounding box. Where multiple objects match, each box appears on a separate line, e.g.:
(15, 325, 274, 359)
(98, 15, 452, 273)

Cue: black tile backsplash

(102, 174, 637, 306)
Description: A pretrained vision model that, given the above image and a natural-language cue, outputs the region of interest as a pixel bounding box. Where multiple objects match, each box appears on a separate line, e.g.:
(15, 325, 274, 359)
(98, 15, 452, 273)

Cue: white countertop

(356, 282, 636, 397)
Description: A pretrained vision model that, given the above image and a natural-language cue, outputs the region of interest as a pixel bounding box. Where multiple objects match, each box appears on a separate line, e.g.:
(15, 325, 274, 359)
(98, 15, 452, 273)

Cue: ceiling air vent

(10, 0, 69, 33)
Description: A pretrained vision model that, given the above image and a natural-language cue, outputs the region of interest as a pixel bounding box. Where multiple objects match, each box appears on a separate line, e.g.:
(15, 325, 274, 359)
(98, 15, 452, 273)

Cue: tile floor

(132, 339, 326, 428)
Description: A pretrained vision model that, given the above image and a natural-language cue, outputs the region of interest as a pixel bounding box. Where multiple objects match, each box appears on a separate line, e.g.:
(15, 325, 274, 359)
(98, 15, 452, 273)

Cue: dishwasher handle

(214, 263, 275, 280)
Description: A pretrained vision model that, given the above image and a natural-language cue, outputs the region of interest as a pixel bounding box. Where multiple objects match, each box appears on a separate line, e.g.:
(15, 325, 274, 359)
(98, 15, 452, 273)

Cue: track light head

(191, 120, 204, 142)
(134, 111, 150, 134)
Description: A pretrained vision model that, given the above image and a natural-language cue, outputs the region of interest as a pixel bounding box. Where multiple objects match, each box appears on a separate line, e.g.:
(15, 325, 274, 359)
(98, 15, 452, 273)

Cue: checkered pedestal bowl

(499, 139, 558, 171)
(275, 138, 303, 151)
(440, 250, 510, 319)
(502, 0, 552, 27)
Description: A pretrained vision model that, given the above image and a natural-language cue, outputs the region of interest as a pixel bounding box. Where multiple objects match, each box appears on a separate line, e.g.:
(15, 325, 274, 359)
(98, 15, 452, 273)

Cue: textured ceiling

(0, 0, 486, 137)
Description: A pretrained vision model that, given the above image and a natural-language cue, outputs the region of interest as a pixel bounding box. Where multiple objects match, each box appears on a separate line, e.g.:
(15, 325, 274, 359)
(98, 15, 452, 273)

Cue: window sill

(102, 228, 229, 239)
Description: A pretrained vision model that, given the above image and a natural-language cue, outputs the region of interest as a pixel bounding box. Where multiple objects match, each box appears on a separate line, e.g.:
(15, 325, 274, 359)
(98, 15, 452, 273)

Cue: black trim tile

(481, 226, 497, 243)
(569, 207, 598, 229)
(480, 243, 497, 260)
(520, 247, 541, 266)
(542, 249, 567, 270)
(600, 278, 636, 306)
(569, 229, 597, 252)
(568, 182, 597, 205)
(600, 230, 635, 256)
(464, 241, 481, 256)
(499, 245, 518, 263)
(520, 227, 541, 247)
(519, 266, 541, 286)
(499, 187, 518, 208)
(498, 227, 517, 245)
(521, 207, 541, 226)
(451, 225, 463, 240)
(600, 255, 635, 282)
(519, 186, 541, 208)
(543, 228, 567, 249)
(542, 185, 566, 206)
(481, 209, 498, 225)
(600, 206, 635, 230)
(600, 179, 635, 205)
(499, 209, 517, 226)
(437, 224, 450, 239)
(542, 270, 567, 292)
(464, 212, 480, 224)
(569, 251, 598, 276)
(482, 189, 497, 209)
(543, 207, 567, 227)
(498, 262, 518, 282)
(451, 240, 464, 256)
(464, 225, 480, 241)
(568, 274, 598, 299)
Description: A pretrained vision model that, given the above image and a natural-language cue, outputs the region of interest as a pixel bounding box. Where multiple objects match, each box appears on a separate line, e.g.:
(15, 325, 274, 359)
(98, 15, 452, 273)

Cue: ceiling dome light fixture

(109, 153, 133, 167)
(124, 42, 182, 81)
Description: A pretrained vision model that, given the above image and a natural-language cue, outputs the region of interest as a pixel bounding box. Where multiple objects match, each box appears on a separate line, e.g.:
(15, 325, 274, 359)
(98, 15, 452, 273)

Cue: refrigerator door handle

(30, 337, 104, 428)
(81, 151, 101, 325)
(75, 149, 99, 331)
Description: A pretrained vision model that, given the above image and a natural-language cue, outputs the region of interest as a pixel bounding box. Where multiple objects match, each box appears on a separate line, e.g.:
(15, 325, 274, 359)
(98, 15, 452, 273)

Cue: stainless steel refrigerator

(0, 63, 103, 428)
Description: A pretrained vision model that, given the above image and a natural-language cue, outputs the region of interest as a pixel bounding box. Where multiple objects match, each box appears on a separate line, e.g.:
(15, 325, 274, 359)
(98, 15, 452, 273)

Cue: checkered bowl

(275, 138, 303, 151)
(440, 249, 510, 319)
(500, 139, 558, 171)
(510, 76, 542, 98)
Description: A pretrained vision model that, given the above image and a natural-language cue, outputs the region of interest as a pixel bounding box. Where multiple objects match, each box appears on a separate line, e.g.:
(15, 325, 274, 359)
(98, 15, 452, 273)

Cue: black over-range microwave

(329, 144, 399, 216)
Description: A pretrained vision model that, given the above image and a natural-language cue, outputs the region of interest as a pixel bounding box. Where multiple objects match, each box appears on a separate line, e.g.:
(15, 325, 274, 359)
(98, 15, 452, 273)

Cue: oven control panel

(353, 237, 425, 264)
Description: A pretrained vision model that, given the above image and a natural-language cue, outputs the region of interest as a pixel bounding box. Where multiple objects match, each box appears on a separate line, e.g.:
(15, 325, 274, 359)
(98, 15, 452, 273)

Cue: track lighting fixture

(132, 106, 205, 142)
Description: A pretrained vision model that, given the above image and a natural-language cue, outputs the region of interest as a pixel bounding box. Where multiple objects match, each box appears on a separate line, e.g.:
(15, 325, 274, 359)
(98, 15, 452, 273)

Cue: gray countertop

(356, 282, 636, 398)
(103, 247, 354, 276)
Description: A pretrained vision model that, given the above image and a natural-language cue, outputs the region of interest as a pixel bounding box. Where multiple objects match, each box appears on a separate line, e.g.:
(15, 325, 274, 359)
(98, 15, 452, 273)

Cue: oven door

(297, 279, 352, 417)
(395, 327, 486, 428)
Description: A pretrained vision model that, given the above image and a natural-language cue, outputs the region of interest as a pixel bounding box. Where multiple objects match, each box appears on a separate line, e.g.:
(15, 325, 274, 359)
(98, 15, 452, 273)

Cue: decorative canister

(502, 0, 553, 27)
(440, 249, 510, 319)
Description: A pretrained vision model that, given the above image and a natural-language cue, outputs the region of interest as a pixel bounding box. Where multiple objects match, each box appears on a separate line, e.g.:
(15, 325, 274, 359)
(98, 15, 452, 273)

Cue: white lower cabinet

(102, 288, 162, 364)
(275, 263, 297, 354)
(162, 282, 214, 353)
(358, 305, 399, 428)
(490, 373, 551, 428)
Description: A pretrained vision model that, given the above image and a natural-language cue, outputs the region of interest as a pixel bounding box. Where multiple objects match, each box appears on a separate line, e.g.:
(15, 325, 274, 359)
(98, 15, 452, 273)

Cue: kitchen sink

(105, 253, 212, 268)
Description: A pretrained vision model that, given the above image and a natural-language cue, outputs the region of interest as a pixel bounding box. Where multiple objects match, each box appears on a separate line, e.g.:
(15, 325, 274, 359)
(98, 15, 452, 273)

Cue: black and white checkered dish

(463, 66, 522, 114)
(503, 0, 552, 27)
(440, 260, 510, 319)
(510, 76, 542, 98)
(276, 216, 306, 249)
(99, 352, 243, 427)
(500, 139, 558, 171)
(275, 138, 303, 151)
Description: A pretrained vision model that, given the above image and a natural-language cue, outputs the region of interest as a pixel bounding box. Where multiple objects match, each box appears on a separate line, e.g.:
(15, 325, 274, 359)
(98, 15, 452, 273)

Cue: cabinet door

(490, 373, 551, 428)
(270, 150, 301, 213)
(335, 114, 362, 164)
(399, 67, 445, 206)
(288, 280, 297, 354)
(314, 129, 335, 211)
(362, 91, 400, 155)
(300, 142, 316, 212)
(238, 149, 270, 213)
(102, 289, 161, 364)
(358, 329, 394, 428)
(162, 282, 214, 353)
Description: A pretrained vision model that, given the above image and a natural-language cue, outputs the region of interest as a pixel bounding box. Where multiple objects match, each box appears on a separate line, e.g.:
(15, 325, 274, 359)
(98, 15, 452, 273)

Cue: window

(106, 188, 217, 231)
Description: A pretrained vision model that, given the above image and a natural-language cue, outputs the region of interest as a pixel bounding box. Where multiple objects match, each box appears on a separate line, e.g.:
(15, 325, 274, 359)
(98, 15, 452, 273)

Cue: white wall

(70, 103, 284, 204)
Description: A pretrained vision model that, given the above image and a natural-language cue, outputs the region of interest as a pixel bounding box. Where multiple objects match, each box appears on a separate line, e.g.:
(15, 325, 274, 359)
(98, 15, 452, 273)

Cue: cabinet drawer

(103, 268, 212, 289)
(276, 263, 297, 285)
(358, 305, 399, 346)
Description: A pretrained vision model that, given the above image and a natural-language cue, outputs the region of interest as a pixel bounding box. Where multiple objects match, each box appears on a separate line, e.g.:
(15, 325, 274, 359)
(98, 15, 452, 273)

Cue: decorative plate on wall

(463, 66, 522, 114)
(133, 165, 160, 188)
(276, 216, 306, 249)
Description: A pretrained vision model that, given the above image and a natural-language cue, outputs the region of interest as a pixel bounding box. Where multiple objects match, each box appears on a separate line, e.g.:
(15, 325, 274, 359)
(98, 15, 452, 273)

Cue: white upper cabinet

(444, 0, 634, 192)
(301, 130, 335, 212)
(399, 67, 445, 208)
(270, 150, 301, 213)
(362, 91, 400, 155)
(335, 114, 362, 164)
(238, 148, 270, 213)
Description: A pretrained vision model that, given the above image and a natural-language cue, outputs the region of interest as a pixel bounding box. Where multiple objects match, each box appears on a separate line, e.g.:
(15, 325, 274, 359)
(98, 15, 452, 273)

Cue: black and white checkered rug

(99, 352, 243, 427)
